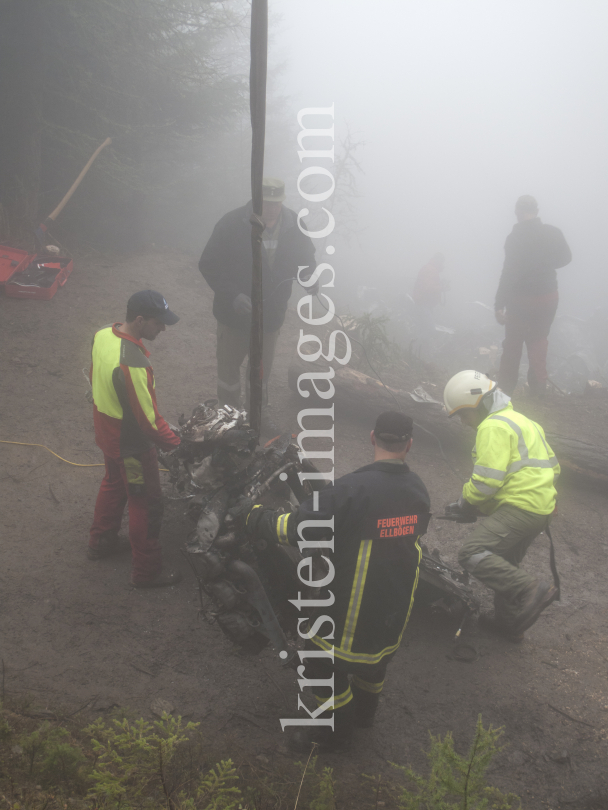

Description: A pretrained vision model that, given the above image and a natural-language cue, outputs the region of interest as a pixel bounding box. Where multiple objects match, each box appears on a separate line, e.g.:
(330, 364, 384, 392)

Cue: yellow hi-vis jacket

(463, 402, 559, 516)
(91, 324, 180, 459)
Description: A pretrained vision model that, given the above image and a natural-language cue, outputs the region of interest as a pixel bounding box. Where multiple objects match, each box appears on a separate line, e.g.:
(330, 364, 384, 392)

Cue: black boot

(87, 530, 129, 560)
(288, 704, 354, 753)
(288, 725, 351, 753)
(512, 580, 558, 633)
(351, 683, 380, 728)
(478, 592, 524, 642)
(478, 611, 524, 643)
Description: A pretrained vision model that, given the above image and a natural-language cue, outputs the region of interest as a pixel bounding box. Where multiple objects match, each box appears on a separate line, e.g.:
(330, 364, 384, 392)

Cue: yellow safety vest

(463, 402, 559, 516)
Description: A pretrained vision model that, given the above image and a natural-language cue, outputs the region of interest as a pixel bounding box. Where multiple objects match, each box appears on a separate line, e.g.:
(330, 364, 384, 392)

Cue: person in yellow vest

(443, 370, 560, 641)
(88, 290, 181, 588)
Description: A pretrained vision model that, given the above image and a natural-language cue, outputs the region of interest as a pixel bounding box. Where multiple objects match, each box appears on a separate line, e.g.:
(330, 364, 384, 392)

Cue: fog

(270, 0, 608, 321)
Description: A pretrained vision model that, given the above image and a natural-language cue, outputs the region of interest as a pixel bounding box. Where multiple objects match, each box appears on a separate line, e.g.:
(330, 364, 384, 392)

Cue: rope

(0, 440, 169, 472)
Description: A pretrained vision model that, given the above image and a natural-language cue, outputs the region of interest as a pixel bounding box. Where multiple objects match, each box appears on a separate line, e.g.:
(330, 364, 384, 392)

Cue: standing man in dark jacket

(495, 195, 571, 396)
(198, 178, 316, 423)
(231, 412, 431, 750)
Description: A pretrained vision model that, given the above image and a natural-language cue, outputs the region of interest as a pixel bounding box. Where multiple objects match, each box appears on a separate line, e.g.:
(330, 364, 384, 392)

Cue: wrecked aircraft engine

(164, 400, 479, 664)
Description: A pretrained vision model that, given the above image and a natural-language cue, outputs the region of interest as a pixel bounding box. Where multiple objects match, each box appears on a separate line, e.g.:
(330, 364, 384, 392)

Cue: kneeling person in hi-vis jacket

(228, 411, 431, 751)
(443, 370, 560, 641)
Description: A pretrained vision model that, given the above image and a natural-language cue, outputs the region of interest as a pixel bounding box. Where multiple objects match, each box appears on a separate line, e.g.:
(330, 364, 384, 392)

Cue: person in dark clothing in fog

(198, 178, 317, 432)
(495, 195, 571, 396)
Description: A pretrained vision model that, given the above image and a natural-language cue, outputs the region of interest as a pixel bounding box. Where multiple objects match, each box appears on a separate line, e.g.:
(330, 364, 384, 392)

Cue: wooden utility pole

(248, 0, 268, 435)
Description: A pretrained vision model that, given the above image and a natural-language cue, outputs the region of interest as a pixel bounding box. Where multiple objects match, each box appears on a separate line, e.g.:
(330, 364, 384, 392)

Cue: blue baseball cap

(127, 290, 179, 325)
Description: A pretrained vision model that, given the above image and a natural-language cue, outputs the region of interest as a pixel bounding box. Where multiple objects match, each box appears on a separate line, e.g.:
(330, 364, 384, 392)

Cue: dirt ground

(1, 251, 608, 810)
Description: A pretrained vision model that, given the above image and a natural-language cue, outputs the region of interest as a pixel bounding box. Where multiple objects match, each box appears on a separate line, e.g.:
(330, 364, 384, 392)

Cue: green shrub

(0, 702, 522, 810)
(85, 713, 241, 810)
(41, 738, 86, 785)
(393, 715, 521, 810)
(195, 759, 241, 810)
(309, 766, 335, 810)
(20, 723, 77, 779)
(0, 703, 12, 742)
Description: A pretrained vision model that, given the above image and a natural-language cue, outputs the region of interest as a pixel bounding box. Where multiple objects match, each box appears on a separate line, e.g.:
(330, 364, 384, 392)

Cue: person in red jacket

(412, 253, 446, 310)
(411, 253, 447, 357)
(88, 290, 182, 587)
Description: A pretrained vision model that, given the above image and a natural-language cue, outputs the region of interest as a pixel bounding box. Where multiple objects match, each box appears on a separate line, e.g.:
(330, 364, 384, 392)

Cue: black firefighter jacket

(495, 217, 572, 310)
(198, 202, 317, 333)
(253, 460, 431, 665)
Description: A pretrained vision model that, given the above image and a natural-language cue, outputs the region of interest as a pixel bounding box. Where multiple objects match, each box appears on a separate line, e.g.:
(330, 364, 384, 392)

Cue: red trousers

(89, 447, 164, 583)
(498, 292, 558, 396)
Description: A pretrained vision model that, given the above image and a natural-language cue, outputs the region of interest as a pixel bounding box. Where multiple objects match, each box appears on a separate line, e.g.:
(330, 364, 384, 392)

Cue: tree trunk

(544, 434, 608, 480)
(288, 358, 461, 436)
(288, 358, 608, 481)
(0, 0, 46, 244)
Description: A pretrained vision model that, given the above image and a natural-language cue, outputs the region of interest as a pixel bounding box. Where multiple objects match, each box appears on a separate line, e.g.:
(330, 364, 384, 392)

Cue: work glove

(233, 293, 252, 315)
(443, 497, 478, 523)
(158, 447, 180, 470)
(226, 496, 257, 528)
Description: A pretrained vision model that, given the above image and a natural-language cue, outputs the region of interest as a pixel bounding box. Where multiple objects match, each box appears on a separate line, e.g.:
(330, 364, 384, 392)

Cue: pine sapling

(393, 714, 521, 810)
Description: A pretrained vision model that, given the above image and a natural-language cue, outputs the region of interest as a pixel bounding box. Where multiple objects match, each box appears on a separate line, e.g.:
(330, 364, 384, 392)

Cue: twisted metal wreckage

(161, 400, 480, 668)
(160, 0, 476, 668)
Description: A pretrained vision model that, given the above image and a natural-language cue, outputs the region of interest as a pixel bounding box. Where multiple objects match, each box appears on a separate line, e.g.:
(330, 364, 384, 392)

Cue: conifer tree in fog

(0, 0, 248, 248)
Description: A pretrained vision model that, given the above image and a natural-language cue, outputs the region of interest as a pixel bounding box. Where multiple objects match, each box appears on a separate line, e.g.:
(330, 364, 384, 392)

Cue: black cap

(127, 290, 179, 325)
(374, 411, 413, 443)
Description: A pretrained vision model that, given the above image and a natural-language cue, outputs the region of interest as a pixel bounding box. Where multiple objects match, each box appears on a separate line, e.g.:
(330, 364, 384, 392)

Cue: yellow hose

(0, 440, 169, 472)
(0, 440, 103, 467)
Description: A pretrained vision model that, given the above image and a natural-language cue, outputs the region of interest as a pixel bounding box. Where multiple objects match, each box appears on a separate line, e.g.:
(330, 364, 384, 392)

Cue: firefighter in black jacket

(198, 178, 317, 422)
(231, 412, 431, 750)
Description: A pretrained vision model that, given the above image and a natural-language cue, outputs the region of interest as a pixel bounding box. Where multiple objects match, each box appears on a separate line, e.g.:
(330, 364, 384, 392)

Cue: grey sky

(272, 0, 608, 316)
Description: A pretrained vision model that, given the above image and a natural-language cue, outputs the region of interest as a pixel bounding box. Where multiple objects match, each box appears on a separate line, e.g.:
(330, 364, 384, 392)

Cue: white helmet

(443, 370, 496, 417)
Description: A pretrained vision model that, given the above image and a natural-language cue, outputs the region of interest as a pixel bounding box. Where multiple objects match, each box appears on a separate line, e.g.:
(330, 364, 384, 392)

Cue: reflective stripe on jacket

(463, 402, 559, 515)
(253, 460, 431, 665)
(91, 324, 180, 459)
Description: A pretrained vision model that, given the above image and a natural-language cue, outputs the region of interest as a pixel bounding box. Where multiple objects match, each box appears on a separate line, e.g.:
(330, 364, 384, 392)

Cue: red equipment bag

(5, 256, 74, 300)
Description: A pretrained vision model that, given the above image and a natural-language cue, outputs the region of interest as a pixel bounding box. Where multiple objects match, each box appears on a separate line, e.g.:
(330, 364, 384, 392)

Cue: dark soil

(1, 251, 607, 809)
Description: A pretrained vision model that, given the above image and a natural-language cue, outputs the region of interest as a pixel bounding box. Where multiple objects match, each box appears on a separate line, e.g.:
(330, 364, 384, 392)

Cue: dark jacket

(198, 202, 316, 333)
(253, 460, 431, 665)
(495, 217, 571, 310)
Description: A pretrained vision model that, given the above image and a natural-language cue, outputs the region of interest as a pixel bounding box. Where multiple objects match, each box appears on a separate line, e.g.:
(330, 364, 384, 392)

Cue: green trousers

(458, 504, 550, 623)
